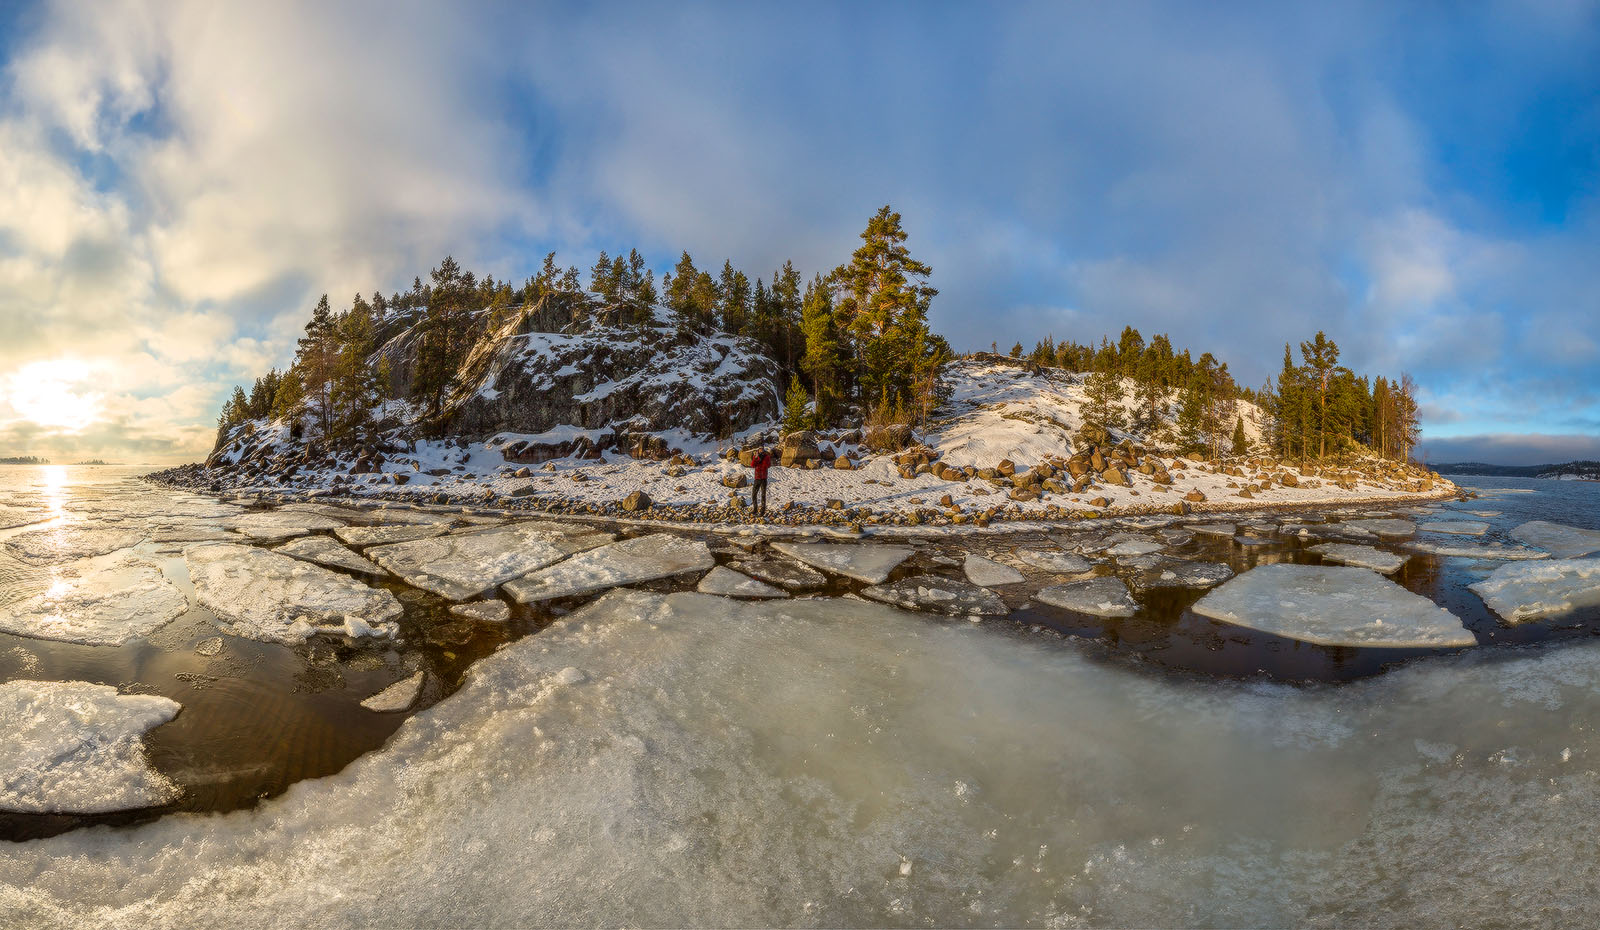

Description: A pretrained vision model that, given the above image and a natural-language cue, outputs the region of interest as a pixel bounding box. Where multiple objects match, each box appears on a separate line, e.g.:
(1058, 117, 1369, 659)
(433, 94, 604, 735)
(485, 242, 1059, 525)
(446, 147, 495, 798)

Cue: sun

(5, 359, 104, 432)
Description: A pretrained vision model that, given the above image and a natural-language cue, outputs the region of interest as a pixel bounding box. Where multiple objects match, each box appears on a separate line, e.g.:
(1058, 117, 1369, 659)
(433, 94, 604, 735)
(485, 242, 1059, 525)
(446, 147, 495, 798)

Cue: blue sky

(0, 0, 1595, 465)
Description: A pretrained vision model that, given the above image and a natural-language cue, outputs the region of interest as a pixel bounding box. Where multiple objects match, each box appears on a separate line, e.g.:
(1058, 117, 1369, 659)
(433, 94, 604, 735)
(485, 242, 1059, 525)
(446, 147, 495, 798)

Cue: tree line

(1006, 326, 1419, 463)
(217, 205, 950, 449)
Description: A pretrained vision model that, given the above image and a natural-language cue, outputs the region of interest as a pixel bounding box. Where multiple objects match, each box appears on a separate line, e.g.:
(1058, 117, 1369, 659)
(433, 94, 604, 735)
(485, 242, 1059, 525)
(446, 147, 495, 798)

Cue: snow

(450, 600, 512, 623)
(1419, 520, 1490, 536)
(273, 536, 384, 575)
(861, 575, 1009, 616)
(3, 525, 145, 564)
(963, 554, 1024, 586)
(1404, 539, 1550, 560)
(1037, 576, 1138, 617)
(504, 533, 715, 603)
(1510, 521, 1600, 559)
(0, 680, 180, 813)
(1344, 518, 1416, 538)
(334, 523, 450, 546)
(361, 672, 426, 712)
(768, 541, 914, 584)
(1469, 559, 1600, 622)
(1308, 543, 1410, 575)
(222, 511, 345, 542)
(185, 543, 403, 643)
(697, 566, 787, 599)
(0, 553, 188, 646)
(366, 521, 614, 600)
(1014, 548, 1092, 574)
(1193, 564, 1476, 648)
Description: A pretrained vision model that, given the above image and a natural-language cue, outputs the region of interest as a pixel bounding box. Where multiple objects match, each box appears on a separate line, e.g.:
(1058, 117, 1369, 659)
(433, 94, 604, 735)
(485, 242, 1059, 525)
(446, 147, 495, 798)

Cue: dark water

(1, 465, 1595, 841)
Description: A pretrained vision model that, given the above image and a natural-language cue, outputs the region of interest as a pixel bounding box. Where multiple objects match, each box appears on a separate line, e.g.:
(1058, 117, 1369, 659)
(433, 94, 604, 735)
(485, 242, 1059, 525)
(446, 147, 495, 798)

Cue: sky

(0, 1, 1596, 466)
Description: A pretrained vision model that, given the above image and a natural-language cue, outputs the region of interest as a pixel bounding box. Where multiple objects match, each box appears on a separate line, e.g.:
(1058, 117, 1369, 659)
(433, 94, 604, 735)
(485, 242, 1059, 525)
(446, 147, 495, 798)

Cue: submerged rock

(1037, 577, 1138, 617)
(0, 553, 188, 646)
(1510, 521, 1600, 560)
(367, 521, 614, 600)
(504, 533, 716, 603)
(963, 555, 1024, 587)
(1193, 564, 1475, 649)
(1469, 559, 1600, 622)
(0, 680, 181, 814)
(1308, 543, 1409, 575)
(769, 542, 914, 584)
(697, 566, 787, 599)
(860, 575, 1008, 616)
(185, 544, 403, 644)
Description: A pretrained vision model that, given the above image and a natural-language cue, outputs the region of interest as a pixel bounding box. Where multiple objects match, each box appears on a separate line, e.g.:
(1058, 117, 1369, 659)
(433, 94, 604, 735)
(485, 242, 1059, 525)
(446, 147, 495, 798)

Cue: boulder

(621, 490, 652, 512)
(779, 431, 821, 467)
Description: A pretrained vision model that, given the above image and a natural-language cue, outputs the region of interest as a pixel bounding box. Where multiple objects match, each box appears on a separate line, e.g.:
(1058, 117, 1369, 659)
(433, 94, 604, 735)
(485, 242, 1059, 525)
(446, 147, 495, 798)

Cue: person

(748, 445, 773, 517)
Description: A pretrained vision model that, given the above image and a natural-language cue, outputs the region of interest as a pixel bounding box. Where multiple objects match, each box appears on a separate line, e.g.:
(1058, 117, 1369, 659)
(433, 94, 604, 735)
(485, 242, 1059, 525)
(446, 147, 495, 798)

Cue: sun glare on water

(4, 359, 103, 432)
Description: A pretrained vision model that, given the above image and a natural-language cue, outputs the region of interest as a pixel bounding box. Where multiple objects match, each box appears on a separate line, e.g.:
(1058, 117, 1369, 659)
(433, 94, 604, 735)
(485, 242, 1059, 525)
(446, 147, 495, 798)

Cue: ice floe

(1185, 523, 1236, 538)
(367, 522, 613, 600)
(1037, 577, 1138, 617)
(1469, 559, 1600, 622)
(1344, 519, 1416, 538)
(3, 525, 145, 564)
(1420, 520, 1490, 536)
(361, 672, 426, 712)
(1510, 521, 1600, 559)
(505, 533, 716, 603)
(222, 510, 347, 542)
(334, 523, 451, 546)
(0, 553, 188, 646)
(728, 558, 828, 592)
(449, 600, 511, 623)
(0, 679, 181, 813)
(1106, 537, 1166, 558)
(1308, 543, 1410, 575)
(697, 566, 787, 599)
(1128, 560, 1234, 593)
(185, 543, 403, 643)
(274, 536, 385, 575)
(963, 554, 1024, 587)
(1404, 539, 1550, 560)
(1192, 564, 1475, 648)
(1014, 548, 1092, 574)
(768, 541, 914, 584)
(861, 575, 1008, 616)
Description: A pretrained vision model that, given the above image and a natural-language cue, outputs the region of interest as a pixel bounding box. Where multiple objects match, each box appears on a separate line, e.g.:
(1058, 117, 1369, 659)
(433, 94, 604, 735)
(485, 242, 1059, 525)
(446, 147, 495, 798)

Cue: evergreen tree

(412, 256, 472, 417)
(771, 261, 804, 373)
(717, 261, 750, 335)
(330, 298, 379, 444)
(1232, 417, 1248, 456)
(1299, 331, 1340, 459)
(1079, 368, 1125, 446)
(293, 294, 339, 439)
(781, 375, 811, 433)
(799, 275, 844, 425)
(1009, 341, 1023, 358)
(830, 205, 941, 418)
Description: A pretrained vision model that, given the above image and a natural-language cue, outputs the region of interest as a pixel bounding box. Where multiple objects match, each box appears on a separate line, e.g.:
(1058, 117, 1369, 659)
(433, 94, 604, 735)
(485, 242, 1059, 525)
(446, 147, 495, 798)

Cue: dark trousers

(751, 477, 768, 514)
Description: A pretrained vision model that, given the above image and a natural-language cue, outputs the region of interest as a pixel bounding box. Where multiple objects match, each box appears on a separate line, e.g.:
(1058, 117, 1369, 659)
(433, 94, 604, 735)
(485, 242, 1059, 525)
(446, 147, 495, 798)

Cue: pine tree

(412, 256, 472, 417)
(1079, 368, 1125, 447)
(1299, 331, 1340, 459)
(717, 261, 750, 335)
(830, 205, 940, 418)
(771, 260, 803, 373)
(782, 375, 811, 433)
(799, 275, 844, 425)
(330, 298, 379, 445)
(1232, 417, 1248, 456)
(293, 294, 339, 439)
(1009, 341, 1023, 358)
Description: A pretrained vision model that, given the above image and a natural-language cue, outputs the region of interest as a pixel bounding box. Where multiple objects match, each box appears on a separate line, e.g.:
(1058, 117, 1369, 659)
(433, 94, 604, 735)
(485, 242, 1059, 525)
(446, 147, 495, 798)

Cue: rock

(621, 491, 652, 512)
(997, 459, 1017, 477)
(1185, 490, 1206, 503)
(779, 430, 821, 467)
(1088, 496, 1110, 508)
(862, 423, 913, 452)
(721, 473, 748, 489)
(833, 457, 854, 470)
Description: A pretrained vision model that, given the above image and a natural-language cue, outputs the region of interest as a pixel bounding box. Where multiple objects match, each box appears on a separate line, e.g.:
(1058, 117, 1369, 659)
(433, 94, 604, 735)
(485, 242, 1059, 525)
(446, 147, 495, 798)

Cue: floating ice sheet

(1405, 539, 1550, 560)
(861, 575, 1008, 616)
(1037, 577, 1138, 617)
(697, 566, 787, 599)
(222, 511, 345, 542)
(1469, 559, 1600, 622)
(727, 558, 827, 591)
(1510, 521, 1600, 560)
(769, 541, 914, 584)
(505, 533, 715, 603)
(0, 553, 187, 645)
(185, 544, 403, 643)
(1014, 548, 1091, 574)
(335, 523, 450, 546)
(1344, 519, 1416, 538)
(1308, 543, 1409, 575)
(361, 672, 425, 713)
(1129, 560, 1233, 593)
(449, 600, 511, 623)
(274, 536, 384, 575)
(1107, 538, 1166, 558)
(963, 554, 1024, 587)
(1193, 564, 1475, 648)
(3, 525, 145, 564)
(0, 679, 180, 814)
(368, 522, 613, 600)
(1185, 523, 1236, 538)
(1420, 521, 1490, 536)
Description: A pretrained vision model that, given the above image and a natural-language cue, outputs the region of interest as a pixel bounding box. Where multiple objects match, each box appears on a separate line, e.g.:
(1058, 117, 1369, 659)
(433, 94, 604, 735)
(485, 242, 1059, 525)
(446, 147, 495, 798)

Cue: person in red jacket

(748, 445, 773, 517)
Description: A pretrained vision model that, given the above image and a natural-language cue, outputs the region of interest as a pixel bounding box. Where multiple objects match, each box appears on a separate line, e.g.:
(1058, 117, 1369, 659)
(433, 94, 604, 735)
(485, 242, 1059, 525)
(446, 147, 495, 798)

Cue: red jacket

(750, 451, 772, 479)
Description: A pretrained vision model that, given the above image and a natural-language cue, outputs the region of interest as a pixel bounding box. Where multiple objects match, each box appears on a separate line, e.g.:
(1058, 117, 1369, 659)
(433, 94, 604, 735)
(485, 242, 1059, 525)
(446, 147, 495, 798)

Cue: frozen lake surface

(1, 466, 1598, 926)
